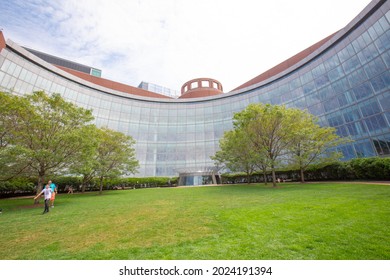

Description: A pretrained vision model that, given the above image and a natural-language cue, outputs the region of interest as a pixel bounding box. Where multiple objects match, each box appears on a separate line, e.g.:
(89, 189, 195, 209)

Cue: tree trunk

(81, 179, 88, 193)
(271, 164, 277, 187)
(300, 168, 305, 183)
(81, 174, 92, 193)
(247, 173, 251, 184)
(99, 177, 104, 195)
(34, 174, 45, 204)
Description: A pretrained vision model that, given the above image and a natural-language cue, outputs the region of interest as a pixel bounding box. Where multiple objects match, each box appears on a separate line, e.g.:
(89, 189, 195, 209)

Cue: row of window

(134, 134, 390, 164)
(2, 50, 389, 149)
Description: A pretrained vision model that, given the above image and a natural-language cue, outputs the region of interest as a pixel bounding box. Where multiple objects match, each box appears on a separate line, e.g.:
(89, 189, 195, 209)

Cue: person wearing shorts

(50, 191, 56, 207)
(48, 180, 57, 208)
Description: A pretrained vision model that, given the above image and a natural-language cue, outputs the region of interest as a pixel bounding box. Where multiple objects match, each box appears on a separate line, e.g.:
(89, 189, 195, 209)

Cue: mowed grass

(0, 182, 389, 260)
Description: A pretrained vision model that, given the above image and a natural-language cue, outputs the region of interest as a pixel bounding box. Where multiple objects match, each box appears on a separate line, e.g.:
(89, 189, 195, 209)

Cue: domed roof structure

(180, 78, 223, 99)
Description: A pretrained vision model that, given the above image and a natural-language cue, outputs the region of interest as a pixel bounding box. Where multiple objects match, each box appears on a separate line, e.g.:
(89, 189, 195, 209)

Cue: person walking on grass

(48, 180, 57, 208)
(34, 184, 52, 214)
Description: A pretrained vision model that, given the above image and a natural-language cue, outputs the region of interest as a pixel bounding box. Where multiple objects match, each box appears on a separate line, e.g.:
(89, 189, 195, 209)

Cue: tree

(234, 104, 303, 187)
(1, 91, 94, 201)
(211, 129, 259, 184)
(0, 92, 28, 180)
(287, 114, 350, 183)
(68, 124, 100, 193)
(93, 127, 139, 194)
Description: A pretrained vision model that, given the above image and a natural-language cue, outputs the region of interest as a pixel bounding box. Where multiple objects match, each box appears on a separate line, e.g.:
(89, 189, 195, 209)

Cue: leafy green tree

(287, 114, 350, 183)
(212, 129, 259, 184)
(234, 104, 303, 187)
(69, 126, 139, 194)
(68, 124, 101, 193)
(1, 91, 94, 200)
(93, 127, 139, 194)
(0, 92, 32, 180)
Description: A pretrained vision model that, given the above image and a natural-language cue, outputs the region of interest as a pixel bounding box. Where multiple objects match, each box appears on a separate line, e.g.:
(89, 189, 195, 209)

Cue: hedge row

(222, 157, 390, 183)
(0, 178, 35, 197)
(1, 157, 388, 197)
(0, 176, 178, 198)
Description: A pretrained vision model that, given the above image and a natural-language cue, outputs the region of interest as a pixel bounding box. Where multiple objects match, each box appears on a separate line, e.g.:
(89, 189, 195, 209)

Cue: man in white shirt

(34, 184, 52, 214)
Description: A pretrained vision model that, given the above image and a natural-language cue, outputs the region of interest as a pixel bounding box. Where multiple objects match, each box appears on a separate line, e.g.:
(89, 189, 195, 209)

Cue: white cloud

(1, 0, 372, 93)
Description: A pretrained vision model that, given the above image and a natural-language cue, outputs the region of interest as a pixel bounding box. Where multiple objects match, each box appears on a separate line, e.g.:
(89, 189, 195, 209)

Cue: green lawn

(0, 182, 389, 260)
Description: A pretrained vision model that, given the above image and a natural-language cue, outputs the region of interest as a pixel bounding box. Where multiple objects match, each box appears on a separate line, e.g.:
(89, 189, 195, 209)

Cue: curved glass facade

(0, 0, 389, 177)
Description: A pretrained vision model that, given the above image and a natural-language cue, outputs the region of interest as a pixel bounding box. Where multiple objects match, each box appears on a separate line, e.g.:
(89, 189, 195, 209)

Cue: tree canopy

(0, 92, 31, 179)
(1, 91, 94, 196)
(0, 91, 139, 197)
(213, 103, 350, 186)
(287, 113, 349, 182)
(70, 126, 139, 194)
(211, 129, 259, 183)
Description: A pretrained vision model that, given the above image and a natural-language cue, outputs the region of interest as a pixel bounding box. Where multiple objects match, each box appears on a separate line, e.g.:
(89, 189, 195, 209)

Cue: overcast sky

(0, 0, 372, 94)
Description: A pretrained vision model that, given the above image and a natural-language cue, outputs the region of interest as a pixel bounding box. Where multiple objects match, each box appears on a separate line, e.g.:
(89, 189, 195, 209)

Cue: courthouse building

(0, 0, 389, 184)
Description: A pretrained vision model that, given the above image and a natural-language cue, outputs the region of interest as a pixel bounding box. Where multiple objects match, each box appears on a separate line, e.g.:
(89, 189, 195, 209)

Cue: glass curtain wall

(0, 1, 389, 177)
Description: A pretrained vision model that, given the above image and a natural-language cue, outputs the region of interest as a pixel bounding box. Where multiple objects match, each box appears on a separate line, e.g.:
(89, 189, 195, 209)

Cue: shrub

(0, 178, 35, 197)
(221, 157, 390, 183)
